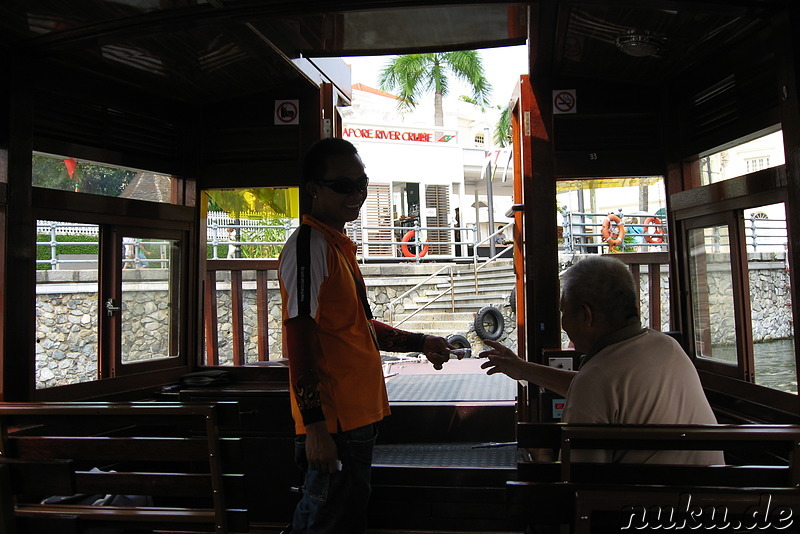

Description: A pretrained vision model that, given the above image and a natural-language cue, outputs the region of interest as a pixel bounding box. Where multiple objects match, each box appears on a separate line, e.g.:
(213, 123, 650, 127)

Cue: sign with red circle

(274, 100, 299, 125)
(553, 90, 577, 114)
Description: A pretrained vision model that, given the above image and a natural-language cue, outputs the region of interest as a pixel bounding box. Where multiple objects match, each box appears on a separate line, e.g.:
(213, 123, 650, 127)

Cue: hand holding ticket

(450, 348, 471, 359)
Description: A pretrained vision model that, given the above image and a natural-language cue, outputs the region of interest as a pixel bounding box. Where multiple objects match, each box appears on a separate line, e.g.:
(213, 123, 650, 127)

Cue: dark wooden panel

(671, 169, 786, 220)
(555, 149, 666, 178)
(378, 402, 516, 444)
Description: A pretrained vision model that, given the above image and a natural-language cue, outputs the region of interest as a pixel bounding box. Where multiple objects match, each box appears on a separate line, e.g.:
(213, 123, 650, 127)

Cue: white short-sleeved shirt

(562, 329, 724, 465)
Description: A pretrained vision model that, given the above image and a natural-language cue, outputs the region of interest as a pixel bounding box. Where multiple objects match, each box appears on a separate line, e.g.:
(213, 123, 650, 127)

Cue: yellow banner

(557, 177, 663, 192)
(206, 187, 300, 220)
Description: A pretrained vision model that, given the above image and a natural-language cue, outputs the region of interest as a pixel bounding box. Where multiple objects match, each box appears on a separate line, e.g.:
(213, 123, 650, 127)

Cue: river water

(753, 338, 797, 393)
(713, 338, 798, 393)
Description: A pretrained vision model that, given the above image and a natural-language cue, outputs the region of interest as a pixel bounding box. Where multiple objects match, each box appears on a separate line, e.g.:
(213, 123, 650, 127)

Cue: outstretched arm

(480, 339, 577, 396)
(371, 320, 457, 370)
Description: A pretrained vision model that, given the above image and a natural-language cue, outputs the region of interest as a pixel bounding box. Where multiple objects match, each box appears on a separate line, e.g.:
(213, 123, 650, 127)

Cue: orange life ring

(401, 230, 429, 257)
(643, 216, 664, 243)
(601, 214, 625, 252)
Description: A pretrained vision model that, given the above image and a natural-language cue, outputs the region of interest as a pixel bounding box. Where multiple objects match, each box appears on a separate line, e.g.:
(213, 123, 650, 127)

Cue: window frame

(32, 187, 195, 397)
(671, 165, 798, 400)
(680, 212, 753, 380)
(110, 225, 188, 377)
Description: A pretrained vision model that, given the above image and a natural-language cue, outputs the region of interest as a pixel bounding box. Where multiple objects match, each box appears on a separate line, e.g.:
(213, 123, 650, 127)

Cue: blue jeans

(290, 423, 378, 533)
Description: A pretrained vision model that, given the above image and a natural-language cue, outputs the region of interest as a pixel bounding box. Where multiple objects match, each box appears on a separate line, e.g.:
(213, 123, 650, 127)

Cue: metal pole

(49, 222, 58, 269)
(487, 160, 496, 258)
(450, 268, 455, 313)
(577, 189, 585, 251)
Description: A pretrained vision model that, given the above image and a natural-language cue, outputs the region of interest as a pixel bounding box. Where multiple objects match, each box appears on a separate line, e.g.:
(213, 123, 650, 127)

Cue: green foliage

(205, 220, 288, 259)
(379, 51, 492, 126)
(36, 234, 98, 270)
(622, 234, 637, 253)
(240, 221, 287, 259)
(207, 244, 235, 259)
(494, 105, 512, 147)
(32, 154, 136, 197)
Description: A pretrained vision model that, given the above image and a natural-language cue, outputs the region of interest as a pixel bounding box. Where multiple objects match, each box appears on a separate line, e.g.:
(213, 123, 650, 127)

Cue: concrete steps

(391, 261, 515, 340)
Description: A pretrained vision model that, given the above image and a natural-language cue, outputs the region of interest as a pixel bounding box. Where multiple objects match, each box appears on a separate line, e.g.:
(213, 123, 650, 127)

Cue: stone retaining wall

(34, 255, 792, 388)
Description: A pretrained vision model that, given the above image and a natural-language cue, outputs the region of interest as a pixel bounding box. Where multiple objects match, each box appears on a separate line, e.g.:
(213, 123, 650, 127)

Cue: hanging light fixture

(615, 30, 662, 57)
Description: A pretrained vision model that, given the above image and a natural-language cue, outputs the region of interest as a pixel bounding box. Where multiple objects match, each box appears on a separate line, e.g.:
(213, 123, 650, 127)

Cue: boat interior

(2, 0, 800, 532)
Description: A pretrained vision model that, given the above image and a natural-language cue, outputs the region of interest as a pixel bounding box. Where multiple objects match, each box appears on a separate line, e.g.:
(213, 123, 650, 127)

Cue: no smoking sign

(552, 90, 577, 114)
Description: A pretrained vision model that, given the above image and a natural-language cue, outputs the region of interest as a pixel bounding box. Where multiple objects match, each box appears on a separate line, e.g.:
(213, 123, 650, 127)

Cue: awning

(556, 177, 663, 193)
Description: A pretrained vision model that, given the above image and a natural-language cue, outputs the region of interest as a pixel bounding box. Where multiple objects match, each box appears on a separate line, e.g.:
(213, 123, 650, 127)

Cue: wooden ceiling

(0, 1, 525, 104)
(552, 3, 776, 85)
(0, 1, 784, 104)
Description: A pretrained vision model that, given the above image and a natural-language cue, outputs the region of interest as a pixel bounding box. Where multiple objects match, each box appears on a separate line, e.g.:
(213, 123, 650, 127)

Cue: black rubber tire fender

(446, 334, 471, 349)
(474, 306, 505, 341)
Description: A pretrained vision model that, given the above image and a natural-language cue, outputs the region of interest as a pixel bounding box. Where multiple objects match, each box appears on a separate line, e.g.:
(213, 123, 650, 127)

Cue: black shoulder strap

(294, 224, 313, 317)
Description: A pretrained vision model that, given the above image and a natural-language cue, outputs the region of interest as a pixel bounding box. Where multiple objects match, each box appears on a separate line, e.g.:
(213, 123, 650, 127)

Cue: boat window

(32, 152, 177, 203)
(205, 188, 299, 260)
(32, 153, 194, 392)
(36, 221, 100, 388)
(688, 223, 738, 364)
(203, 188, 299, 366)
(121, 235, 181, 365)
(699, 130, 784, 186)
(557, 176, 670, 347)
(556, 176, 668, 254)
(35, 221, 187, 388)
(744, 202, 796, 393)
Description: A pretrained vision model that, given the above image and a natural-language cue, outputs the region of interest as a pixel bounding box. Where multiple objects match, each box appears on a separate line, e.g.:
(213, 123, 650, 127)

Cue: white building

(339, 84, 513, 258)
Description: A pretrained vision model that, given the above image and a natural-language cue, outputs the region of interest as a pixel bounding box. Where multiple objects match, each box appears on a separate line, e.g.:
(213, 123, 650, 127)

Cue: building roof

(119, 172, 172, 203)
(352, 83, 401, 100)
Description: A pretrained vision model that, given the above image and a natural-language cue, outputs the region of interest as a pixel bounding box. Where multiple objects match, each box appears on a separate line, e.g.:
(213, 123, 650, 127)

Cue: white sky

(342, 44, 529, 108)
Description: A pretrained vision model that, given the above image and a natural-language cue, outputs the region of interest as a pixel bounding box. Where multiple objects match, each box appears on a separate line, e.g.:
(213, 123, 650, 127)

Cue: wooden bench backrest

(0, 401, 247, 534)
(0, 458, 78, 534)
(517, 422, 800, 482)
(513, 423, 800, 532)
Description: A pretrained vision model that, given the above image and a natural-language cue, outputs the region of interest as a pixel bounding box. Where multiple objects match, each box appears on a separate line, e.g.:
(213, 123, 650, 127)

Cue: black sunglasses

(318, 175, 369, 195)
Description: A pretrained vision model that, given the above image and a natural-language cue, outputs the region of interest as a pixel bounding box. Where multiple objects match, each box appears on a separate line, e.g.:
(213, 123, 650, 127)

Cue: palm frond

(493, 105, 512, 147)
(443, 50, 492, 106)
(378, 50, 492, 118)
(379, 54, 430, 111)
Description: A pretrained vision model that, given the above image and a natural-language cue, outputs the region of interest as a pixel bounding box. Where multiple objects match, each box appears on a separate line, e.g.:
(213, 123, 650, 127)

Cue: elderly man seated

(481, 255, 723, 465)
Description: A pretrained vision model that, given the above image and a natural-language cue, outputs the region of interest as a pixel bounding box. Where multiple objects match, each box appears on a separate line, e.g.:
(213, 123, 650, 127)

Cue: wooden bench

(0, 458, 79, 534)
(0, 401, 248, 534)
(511, 423, 800, 533)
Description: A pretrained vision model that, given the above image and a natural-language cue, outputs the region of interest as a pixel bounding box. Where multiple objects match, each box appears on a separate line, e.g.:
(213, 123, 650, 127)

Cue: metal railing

(36, 220, 515, 268)
(386, 221, 516, 327)
(37, 211, 787, 269)
(387, 264, 456, 327)
(561, 211, 668, 253)
(36, 221, 173, 269)
(471, 222, 515, 293)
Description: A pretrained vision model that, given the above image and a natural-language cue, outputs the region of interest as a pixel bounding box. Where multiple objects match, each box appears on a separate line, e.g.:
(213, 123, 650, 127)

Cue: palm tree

(493, 105, 512, 147)
(379, 51, 492, 127)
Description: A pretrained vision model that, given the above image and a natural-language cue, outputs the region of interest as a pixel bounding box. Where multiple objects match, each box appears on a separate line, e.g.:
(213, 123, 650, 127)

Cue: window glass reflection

(121, 236, 180, 364)
(745, 203, 796, 393)
(689, 225, 737, 363)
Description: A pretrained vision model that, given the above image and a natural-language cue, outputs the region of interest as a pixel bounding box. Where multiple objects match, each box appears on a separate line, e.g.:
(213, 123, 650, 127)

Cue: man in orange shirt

(279, 138, 456, 533)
